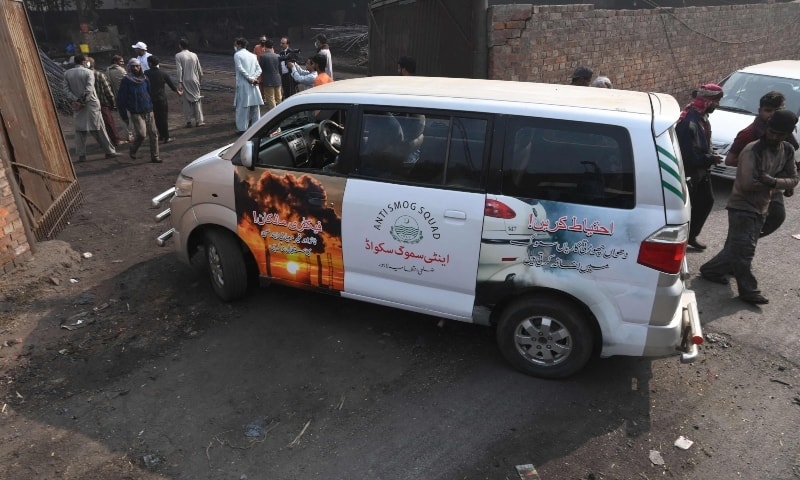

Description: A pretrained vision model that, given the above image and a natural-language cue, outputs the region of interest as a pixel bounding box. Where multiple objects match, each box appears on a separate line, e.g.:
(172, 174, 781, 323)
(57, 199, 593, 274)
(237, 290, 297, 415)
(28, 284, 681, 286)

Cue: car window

(356, 109, 488, 189)
(250, 107, 347, 170)
(501, 116, 635, 209)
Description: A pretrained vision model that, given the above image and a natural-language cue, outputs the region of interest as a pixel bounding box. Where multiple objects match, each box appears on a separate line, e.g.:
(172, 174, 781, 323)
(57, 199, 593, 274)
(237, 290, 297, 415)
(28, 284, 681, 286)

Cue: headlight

(174, 173, 193, 197)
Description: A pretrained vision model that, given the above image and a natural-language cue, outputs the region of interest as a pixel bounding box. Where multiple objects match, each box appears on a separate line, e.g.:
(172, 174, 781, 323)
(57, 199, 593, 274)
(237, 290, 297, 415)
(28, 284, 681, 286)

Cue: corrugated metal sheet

(0, 0, 81, 241)
(368, 0, 479, 78)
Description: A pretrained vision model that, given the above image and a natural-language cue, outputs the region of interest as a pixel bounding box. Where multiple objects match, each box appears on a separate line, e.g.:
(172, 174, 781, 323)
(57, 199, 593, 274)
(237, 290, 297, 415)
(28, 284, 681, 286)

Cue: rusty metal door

(368, 0, 482, 78)
(0, 0, 82, 242)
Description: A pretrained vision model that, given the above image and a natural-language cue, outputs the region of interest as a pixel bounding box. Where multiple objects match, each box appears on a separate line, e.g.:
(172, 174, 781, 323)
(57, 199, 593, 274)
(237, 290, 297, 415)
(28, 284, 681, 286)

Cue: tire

(496, 297, 594, 379)
(204, 230, 249, 302)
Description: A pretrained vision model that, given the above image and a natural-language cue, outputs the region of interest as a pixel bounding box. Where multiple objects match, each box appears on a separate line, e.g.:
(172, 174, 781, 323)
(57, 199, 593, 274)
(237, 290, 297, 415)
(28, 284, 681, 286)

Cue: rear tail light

(637, 224, 688, 274)
(484, 199, 516, 219)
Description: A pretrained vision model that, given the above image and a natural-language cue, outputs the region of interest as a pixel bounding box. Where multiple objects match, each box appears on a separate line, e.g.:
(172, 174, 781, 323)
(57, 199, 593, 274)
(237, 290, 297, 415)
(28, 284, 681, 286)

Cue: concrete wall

(0, 161, 32, 275)
(488, 3, 800, 103)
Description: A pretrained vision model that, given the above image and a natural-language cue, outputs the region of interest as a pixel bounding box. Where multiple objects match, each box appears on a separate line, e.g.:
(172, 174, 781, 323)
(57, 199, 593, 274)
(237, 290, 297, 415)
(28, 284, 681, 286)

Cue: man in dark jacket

(145, 56, 180, 144)
(700, 110, 799, 305)
(257, 38, 283, 111)
(675, 83, 724, 250)
(117, 58, 160, 162)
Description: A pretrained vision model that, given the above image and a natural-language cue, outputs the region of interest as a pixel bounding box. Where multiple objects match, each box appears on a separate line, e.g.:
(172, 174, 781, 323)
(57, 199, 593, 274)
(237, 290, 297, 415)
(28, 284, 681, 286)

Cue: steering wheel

(318, 120, 344, 155)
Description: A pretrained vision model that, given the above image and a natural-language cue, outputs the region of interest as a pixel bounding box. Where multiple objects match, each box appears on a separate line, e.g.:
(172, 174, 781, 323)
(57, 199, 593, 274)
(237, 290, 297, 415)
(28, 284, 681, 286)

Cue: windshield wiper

(719, 106, 753, 114)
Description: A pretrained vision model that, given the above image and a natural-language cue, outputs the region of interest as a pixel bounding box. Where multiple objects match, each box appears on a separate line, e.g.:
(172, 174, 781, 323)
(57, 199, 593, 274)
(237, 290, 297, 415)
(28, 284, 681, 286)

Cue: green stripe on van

(656, 145, 685, 202)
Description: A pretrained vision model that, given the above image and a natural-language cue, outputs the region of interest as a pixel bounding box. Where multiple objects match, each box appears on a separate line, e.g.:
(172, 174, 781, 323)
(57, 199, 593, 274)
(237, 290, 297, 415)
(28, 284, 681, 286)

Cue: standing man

(233, 37, 263, 134)
(724, 91, 799, 237)
(106, 55, 132, 142)
(278, 37, 297, 99)
(117, 58, 160, 163)
(131, 41, 152, 71)
(257, 38, 282, 111)
(175, 38, 205, 128)
(145, 56, 180, 144)
(570, 66, 593, 86)
(253, 35, 268, 101)
(675, 83, 724, 250)
(397, 56, 416, 76)
(314, 34, 333, 80)
(699, 110, 799, 305)
(63, 53, 119, 162)
(86, 57, 121, 147)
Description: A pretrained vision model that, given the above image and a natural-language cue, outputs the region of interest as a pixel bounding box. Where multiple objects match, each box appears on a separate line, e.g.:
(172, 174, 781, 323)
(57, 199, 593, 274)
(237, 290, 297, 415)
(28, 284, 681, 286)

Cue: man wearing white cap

(132, 41, 152, 71)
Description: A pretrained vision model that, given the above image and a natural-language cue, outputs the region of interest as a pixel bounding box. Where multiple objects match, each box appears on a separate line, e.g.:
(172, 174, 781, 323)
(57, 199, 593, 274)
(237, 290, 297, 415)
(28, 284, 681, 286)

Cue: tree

(24, 0, 104, 23)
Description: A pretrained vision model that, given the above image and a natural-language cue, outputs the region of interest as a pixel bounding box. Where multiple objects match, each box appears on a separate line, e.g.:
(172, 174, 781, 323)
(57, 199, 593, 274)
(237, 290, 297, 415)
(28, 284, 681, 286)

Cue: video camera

(279, 48, 302, 64)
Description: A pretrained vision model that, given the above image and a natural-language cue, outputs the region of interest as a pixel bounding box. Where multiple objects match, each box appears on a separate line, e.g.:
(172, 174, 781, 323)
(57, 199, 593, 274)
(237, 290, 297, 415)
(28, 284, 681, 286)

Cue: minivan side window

(357, 110, 487, 189)
(501, 116, 635, 209)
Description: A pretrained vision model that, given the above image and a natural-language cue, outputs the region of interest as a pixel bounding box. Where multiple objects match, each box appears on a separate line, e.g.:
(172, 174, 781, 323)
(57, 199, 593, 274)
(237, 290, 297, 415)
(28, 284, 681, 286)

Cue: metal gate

(368, 0, 486, 79)
(0, 0, 82, 243)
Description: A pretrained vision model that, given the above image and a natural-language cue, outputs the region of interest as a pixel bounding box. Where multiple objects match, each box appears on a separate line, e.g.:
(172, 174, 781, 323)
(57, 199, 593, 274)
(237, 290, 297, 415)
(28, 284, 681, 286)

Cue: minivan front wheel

(496, 298, 593, 379)
(204, 230, 249, 302)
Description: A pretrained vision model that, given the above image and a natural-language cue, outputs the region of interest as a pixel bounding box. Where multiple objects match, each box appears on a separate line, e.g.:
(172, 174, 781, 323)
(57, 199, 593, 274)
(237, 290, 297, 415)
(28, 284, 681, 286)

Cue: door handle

(444, 210, 467, 220)
(307, 196, 325, 207)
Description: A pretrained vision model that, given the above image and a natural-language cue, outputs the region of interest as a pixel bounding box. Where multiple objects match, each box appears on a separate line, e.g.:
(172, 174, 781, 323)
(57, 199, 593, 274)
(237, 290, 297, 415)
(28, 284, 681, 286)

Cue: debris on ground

(674, 436, 694, 450)
(60, 311, 93, 330)
(515, 463, 542, 479)
(704, 332, 731, 348)
(649, 450, 665, 466)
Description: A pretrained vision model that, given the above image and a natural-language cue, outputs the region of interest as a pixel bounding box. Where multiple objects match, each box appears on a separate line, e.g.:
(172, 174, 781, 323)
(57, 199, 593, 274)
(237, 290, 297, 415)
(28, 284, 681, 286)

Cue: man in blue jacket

(117, 58, 160, 162)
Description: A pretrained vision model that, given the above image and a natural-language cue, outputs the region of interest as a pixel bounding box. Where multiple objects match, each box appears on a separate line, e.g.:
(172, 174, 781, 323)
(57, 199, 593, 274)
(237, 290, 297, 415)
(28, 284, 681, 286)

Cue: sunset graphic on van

(234, 168, 346, 291)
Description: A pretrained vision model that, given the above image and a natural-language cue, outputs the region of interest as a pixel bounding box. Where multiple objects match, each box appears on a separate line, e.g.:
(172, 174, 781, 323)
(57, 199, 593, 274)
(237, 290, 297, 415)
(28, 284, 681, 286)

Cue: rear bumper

(679, 289, 702, 363)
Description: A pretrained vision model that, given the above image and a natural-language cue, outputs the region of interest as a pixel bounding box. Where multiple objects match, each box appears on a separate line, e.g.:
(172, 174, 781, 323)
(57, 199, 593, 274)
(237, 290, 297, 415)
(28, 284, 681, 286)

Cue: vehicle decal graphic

(656, 145, 685, 202)
(234, 168, 345, 291)
(365, 200, 450, 276)
(477, 198, 633, 303)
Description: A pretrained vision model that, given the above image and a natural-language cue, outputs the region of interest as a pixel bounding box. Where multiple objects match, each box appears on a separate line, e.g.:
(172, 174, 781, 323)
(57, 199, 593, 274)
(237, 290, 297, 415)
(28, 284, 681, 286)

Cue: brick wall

(488, 3, 800, 103)
(0, 160, 32, 275)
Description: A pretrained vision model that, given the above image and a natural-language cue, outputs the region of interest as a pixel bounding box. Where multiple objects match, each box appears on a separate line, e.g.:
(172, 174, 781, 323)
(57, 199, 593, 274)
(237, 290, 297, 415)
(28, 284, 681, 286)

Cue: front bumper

(152, 187, 176, 246)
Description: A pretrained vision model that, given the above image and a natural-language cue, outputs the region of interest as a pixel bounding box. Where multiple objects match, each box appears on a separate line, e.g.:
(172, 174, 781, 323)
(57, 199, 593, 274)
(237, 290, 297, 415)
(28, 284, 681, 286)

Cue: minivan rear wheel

(496, 297, 593, 379)
(204, 230, 249, 302)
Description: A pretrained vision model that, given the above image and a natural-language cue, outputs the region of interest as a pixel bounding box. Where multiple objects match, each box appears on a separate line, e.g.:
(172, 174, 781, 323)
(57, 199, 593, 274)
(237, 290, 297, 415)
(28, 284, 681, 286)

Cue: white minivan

(710, 60, 800, 179)
(152, 77, 702, 378)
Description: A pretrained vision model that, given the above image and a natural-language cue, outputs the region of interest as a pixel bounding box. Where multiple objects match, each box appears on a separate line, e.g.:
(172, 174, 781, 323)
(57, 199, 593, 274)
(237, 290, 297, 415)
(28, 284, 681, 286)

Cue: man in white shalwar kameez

(233, 37, 263, 133)
(175, 38, 205, 127)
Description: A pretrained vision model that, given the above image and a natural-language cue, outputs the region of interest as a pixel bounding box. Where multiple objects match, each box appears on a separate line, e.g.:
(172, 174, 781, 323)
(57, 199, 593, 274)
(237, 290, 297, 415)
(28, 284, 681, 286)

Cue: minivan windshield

(718, 72, 800, 116)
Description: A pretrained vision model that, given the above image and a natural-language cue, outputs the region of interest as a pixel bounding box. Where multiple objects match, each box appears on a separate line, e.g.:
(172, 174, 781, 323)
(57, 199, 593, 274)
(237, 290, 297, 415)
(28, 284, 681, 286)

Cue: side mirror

(236, 140, 255, 168)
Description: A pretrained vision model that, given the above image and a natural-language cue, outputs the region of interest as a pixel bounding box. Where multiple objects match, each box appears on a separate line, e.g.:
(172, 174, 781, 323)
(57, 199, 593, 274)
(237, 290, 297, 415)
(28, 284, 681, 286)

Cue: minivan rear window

(500, 116, 635, 209)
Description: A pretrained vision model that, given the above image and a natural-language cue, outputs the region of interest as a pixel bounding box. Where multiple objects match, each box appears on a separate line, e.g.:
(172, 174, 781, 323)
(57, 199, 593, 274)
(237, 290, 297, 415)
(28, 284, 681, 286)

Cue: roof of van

(300, 76, 674, 117)
(737, 60, 800, 80)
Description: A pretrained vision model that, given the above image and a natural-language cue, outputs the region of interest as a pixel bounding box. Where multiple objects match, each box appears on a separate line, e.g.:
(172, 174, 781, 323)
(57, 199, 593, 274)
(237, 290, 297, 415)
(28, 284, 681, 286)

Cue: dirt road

(2, 65, 800, 479)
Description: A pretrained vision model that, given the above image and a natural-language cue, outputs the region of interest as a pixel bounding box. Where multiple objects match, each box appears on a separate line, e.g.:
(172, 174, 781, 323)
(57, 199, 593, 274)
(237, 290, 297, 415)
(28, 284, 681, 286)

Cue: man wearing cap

(117, 58, 160, 163)
(570, 66, 593, 86)
(132, 41, 152, 71)
(724, 91, 799, 238)
(675, 83, 724, 250)
(699, 109, 799, 305)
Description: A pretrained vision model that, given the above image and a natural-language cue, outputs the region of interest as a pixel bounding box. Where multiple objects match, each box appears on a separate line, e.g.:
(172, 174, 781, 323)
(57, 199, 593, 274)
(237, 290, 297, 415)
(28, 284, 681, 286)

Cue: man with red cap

(676, 83, 724, 250)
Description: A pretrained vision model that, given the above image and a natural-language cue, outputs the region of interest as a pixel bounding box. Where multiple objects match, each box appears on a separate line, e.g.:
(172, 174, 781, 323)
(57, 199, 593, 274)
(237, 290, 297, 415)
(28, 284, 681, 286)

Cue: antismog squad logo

(390, 215, 422, 244)
(373, 200, 441, 241)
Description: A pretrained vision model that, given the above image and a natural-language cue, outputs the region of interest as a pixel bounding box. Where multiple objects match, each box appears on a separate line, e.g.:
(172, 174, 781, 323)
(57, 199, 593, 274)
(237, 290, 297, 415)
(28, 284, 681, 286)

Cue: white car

(152, 77, 702, 378)
(710, 60, 800, 180)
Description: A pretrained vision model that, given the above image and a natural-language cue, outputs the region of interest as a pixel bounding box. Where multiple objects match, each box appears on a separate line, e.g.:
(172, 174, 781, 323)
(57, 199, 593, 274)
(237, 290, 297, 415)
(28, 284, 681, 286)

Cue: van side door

(340, 109, 489, 321)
